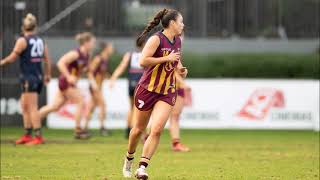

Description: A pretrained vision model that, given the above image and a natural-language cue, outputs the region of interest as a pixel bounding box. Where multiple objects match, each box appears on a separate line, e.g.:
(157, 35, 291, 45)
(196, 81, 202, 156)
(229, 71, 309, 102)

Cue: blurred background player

(169, 32, 190, 152)
(39, 32, 95, 139)
(122, 9, 187, 179)
(170, 72, 191, 152)
(0, 13, 52, 145)
(109, 38, 146, 139)
(83, 42, 114, 136)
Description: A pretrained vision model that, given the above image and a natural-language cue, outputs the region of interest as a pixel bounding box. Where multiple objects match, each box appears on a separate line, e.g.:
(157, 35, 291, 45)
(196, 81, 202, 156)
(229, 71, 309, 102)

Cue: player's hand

(44, 74, 51, 84)
(178, 67, 188, 78)
(0, 60, 6, 66)
(165, 50, 180, 63)
(67, 75, 77, 85)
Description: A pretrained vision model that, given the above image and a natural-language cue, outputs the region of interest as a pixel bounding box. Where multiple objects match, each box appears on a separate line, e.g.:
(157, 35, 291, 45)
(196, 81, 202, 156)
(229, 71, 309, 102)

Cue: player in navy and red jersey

(39, 32, 96, 139)
(109, 38, 146, 139)
(83, 42, 114, 136)
(122, 9, 187, 179)
(0, 14, 52, 145)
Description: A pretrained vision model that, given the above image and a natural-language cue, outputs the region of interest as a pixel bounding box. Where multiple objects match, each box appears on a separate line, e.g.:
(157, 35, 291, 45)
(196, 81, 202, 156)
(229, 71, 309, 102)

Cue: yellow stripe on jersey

(71, 68, 77, 76)
(164, 70, 174, 94)
(147, 64, 160, 92)
(171, 71, 176, 93)
(155, 66, 167, 93)
(175, 71, 180, 89)
(96, 73, 102, 86)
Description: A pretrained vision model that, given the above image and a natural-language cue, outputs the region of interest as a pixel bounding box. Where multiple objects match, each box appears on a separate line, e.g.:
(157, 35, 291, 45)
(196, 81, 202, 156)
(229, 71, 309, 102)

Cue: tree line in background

(49, 53, 319, 79)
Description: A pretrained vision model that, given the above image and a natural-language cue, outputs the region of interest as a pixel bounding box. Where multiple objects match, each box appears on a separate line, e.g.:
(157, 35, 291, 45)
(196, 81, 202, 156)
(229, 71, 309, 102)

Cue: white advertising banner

(47, 79, 319, 130)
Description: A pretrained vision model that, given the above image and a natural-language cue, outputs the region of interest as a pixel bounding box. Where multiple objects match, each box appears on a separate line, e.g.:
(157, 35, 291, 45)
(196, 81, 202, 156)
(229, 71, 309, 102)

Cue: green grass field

(1, 128, 319, 180)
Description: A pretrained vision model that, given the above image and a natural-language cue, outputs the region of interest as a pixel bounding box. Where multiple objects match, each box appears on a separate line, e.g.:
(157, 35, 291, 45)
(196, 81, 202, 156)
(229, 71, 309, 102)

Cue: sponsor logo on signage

(237, 88, 285, 120)
(0, 98, 21, 115)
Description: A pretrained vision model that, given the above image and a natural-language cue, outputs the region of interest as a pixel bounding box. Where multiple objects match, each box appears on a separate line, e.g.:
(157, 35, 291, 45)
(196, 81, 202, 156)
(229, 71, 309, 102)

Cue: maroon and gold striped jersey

(138, 31, 182, 95)
(92, 56, 109, 87)
(59, 48, 89, 79)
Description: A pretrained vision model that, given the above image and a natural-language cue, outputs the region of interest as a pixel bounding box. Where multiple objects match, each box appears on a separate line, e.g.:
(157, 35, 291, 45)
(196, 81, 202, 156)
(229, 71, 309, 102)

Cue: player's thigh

(93, 89, 105, 107)
(64, 87, 83, 104)
(20, 93, 38, 111)
(24, 92, 39, 110)
(171, 95, 184, 116)
(129, 96, 134, 109)
(133, 107, 152, 130)
(151, 100, 174, 132)
(20, 93, 28, 110)
(50, 90, 67, 109)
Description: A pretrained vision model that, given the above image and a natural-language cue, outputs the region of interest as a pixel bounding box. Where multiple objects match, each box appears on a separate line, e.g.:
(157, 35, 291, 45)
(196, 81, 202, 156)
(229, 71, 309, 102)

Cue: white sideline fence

(46, 79, 320, 131)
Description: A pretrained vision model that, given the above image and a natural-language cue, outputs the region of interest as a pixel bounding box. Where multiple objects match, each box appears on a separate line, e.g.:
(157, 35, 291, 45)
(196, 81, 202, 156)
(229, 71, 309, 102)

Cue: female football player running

(122, 9, 187, 179)
(39, 32, 95, 139)
(83, 42, 114, 136)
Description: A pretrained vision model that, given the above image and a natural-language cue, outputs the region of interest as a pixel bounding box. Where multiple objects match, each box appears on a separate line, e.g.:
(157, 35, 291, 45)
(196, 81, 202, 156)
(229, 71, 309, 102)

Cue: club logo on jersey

(237, 88, 285, 120)
(165, 62, 174, 71)
(162, 50, 175, 71)
(162, 50, 170, 57)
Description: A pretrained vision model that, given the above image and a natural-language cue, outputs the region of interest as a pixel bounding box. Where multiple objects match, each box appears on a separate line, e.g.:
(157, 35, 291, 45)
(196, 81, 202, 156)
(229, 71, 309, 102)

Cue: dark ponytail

(136, 8, 180, 47)
(136, 9, 168, 47)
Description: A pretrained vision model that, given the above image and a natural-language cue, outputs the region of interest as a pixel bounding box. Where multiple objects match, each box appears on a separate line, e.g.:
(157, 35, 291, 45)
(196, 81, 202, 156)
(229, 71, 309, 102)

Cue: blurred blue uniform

(19, 35, 45, 94)
(128, 51, 144, 96)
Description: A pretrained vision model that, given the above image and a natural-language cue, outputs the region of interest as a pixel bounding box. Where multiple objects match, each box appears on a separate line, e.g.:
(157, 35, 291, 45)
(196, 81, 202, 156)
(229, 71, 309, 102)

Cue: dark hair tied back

(136, 8, 179, 48)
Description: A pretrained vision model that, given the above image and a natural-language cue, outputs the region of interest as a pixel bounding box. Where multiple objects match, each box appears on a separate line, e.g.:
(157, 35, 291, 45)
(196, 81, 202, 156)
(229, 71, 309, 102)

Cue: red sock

(172, 139, 180, 146)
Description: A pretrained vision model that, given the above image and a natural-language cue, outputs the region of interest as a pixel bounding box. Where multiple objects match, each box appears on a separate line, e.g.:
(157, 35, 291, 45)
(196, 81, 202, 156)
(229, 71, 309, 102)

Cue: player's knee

(50, 104, 60, 112)
(21, 103, 29, 113)
(77, 98, 84, 107)
(132, 127, 144, 136)
(171, 112, 180, 121)
(100, 111, 106, 119)
(29, 106, 39, 114)
(150, 126, 163, 137)
(79, 97, 84, 104)
(85, 112, 92, 120)
(99, 102, 106, 111)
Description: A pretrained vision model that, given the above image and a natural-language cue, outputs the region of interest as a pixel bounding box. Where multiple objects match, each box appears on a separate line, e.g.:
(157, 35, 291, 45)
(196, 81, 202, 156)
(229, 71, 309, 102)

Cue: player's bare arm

(43, 44, 52, 83)
(109, 52, 130, 88)
(57, 50, 79, 84)
(87, 56, 101, 90)
(0, 38, 27, 66)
